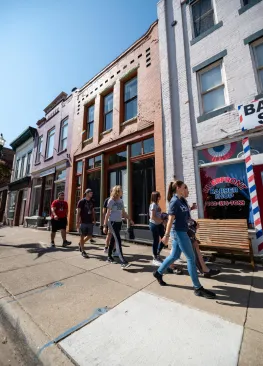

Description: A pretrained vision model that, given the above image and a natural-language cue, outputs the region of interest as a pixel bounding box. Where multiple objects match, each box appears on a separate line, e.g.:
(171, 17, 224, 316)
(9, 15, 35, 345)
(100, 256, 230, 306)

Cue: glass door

(109, 168, 127, 209)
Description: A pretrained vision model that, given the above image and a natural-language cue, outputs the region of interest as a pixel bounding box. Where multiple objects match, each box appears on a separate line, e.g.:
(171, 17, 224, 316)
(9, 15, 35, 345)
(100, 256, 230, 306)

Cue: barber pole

(242, 137, 263, 253)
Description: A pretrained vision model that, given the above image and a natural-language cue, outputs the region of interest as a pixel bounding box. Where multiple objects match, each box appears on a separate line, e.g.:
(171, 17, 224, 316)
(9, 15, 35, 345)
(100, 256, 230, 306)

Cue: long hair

(150, 191, 160, 204)
(167, 180, 185, 202)
(110, 185, 122, 200)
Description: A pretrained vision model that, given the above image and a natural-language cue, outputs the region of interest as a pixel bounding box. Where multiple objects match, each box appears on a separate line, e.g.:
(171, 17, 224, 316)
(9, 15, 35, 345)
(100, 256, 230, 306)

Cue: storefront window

(198, 141, 244, 165)
(54, 182, 65, 199)
(131, 142, 142, 157)
(109, 151, 127, 165)
(248, 136, 263, 155)
(87, 155, 102, 169)
(87, 171, 101, 222)
(56, 169, 66, 181)
(43, 175, 53, 217)
(31, 187, 41, 216)
(200, 162, 253, 224)
(143, 137, 154, 154)
(132, 157, 155, 224)
(8, 192, 17, 219)
(76, 161, 83, 174)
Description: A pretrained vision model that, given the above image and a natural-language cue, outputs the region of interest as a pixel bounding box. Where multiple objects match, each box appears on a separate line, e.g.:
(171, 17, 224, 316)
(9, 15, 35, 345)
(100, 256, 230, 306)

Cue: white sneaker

(153, 259, 162, 266)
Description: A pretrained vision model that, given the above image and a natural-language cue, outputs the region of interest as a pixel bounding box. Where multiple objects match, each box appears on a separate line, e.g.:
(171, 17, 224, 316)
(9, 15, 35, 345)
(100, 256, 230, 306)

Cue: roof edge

(78, 20, 158, 93)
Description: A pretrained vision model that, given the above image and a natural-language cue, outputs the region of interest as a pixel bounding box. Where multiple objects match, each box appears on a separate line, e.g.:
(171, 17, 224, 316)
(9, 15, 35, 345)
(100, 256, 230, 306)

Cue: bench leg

(249, 239, 255, 270)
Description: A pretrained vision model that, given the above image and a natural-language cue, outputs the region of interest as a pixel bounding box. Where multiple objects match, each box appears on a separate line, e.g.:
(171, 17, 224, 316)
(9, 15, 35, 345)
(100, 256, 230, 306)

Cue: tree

(0, 160, 11, 185)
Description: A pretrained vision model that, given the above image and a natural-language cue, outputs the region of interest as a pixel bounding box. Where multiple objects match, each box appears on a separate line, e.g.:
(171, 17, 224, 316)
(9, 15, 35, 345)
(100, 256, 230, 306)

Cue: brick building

(27, 91, 76, 227)
(158, 0, 263, 255)
(7, 127, 36, 226)
(68, 21, 165, 241)
(0, 147, 14, 224)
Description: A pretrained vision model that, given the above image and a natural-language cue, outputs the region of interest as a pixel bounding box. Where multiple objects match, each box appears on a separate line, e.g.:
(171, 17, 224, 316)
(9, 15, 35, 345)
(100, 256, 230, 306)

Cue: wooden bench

(196, 219, 255, 269)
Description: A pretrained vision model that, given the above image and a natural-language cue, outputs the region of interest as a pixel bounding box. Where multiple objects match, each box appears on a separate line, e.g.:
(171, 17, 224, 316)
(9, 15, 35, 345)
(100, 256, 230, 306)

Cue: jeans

(108, 221, 125, 263)
(149, 222, 165, 258)
(158, 230, 201, 289)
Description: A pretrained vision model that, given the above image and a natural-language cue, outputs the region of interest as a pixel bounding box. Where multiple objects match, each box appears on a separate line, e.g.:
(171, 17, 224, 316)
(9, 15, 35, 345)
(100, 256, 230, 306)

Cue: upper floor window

(20, 155, 26, 178)
(14, 159, 20, 179)
(87, 105, 95, 139)
(198, 61, 226, 114)
(124, 76, 138, 121)
(60, 118, 68, 151)
(191, 0, 214, 38)
(26, 151, 32, 175)
(46, 128, 55, 159)
(103, 92, 113, 131)
(36, 135, 43, 163)
(252, 38, 263, 93)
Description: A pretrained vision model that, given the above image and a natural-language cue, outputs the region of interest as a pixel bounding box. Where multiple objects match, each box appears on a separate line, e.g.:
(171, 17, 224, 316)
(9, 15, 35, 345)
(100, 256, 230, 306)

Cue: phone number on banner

(206, 200, 245, 207)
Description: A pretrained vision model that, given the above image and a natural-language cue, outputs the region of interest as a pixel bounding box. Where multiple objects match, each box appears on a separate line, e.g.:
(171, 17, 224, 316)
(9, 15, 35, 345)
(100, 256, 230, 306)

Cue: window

(191, 0, 214, 38)
(109, 151, 127, 165)
(14, 159, 20, 179)
(87, 155, 102, 169)
(76, 161, 83, 174)
(20, 155, 26, 178)
(26, 151, 32, 175)
(60, 119, 68, 151)
(56, 169, 66, 181)
(36, 135, 43, 163)
(252, 38, 263, 92)
(198, 61, 225, 114)
(103, 92, 113, 131)
(131, 137, 154, 157)
(46, 128, 55, 159)
(124, 76, 137, 121)
(87, 105, 94, 139)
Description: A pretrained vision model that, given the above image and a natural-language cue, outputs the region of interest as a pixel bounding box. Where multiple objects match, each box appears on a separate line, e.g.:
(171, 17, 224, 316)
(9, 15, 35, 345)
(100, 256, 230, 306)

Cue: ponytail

(167, 182, 175, 202)
(167, 180, 185, 202)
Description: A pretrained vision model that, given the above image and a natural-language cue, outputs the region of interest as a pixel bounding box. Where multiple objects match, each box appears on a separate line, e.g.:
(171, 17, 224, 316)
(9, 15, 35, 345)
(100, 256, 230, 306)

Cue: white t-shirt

(149, 203, 162, 225)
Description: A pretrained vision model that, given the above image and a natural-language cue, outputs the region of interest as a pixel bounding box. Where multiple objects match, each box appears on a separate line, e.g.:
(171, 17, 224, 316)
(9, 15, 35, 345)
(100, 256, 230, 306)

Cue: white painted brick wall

(158, 0, 263, 216)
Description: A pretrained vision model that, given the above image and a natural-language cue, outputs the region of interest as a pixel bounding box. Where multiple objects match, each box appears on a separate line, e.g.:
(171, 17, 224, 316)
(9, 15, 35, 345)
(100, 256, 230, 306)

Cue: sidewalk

(0, 226, 262, 365)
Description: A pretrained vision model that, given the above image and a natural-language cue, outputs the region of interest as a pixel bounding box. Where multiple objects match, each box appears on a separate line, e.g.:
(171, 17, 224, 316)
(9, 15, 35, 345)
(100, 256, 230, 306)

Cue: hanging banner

(238, 98, 263, 131)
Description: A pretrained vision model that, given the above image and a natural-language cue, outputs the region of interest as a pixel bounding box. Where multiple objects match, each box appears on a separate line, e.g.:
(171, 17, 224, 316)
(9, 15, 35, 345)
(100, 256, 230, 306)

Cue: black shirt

(77, 198, 94, 224)
(103, 197, 110, 209)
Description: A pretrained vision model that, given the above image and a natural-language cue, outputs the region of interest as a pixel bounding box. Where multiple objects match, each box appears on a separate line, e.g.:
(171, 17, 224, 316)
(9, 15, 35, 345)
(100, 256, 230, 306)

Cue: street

(0, 226, 263, 365)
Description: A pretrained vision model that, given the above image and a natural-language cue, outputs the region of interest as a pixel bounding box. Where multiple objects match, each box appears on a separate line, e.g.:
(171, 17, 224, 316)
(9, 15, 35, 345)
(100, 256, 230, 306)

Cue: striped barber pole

(242, 137, 263, 253)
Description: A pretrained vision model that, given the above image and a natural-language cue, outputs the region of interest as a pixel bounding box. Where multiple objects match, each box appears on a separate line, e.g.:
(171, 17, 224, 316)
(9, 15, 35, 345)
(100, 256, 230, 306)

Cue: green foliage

(0, 160, 11, 185)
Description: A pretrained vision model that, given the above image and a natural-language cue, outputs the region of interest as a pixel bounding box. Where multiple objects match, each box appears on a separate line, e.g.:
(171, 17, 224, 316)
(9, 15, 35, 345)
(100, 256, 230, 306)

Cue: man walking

(76, 188, 95, 258)
(50, 192, 71, 248)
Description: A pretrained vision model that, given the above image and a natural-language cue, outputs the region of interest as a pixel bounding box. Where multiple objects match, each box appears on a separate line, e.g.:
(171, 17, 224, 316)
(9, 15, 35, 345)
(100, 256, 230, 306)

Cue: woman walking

(153, 180, 216, 299)
(103, 185, 134, 269)
(182, 185, 220, 277)
(149, 191, 166, 266)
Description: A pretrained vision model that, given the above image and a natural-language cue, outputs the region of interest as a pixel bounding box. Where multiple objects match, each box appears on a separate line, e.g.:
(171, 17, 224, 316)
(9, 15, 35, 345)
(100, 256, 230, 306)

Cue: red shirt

(51, 200, 68, 219)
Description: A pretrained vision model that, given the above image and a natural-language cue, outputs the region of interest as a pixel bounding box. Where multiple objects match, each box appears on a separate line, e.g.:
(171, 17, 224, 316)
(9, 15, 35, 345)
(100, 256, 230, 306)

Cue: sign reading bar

(238, 98, 263, 131)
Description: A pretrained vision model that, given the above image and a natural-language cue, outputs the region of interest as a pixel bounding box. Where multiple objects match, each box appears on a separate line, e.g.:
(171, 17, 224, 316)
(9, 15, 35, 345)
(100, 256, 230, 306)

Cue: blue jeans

(158, 230, 201, 289)
(149, 222, 165, 258)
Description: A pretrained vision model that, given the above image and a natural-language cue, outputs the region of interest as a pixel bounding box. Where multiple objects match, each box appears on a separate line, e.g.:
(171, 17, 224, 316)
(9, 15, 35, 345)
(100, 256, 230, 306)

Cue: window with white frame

(191, 0, 215, 38)
(124, 76, 138, 121)
(14, 159, 20, 179)
(198, 60, 226, 114)
(36, 135, 43, 163)
(252, 38, 263, 93)
(26, 151, 32, 175)
(20, 155, 26, 178)
(60, 119, 68, 151)
(46, 128, 55, 159)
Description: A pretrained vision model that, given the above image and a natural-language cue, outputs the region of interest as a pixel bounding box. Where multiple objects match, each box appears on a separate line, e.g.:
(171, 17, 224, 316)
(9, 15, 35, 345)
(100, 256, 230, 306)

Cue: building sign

(200, 162, 253, 223)
(39, 167, 55, 177)
(238, 98, 263, 131)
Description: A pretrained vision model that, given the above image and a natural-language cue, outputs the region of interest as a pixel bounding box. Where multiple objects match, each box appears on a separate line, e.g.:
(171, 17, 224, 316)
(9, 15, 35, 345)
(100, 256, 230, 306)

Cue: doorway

(108, 168, 127, 210)
(253, 164, 263, 225)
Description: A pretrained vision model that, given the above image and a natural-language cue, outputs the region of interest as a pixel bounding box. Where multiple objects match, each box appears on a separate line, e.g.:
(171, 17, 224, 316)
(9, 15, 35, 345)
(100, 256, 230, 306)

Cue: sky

(0, 0, 159, 147)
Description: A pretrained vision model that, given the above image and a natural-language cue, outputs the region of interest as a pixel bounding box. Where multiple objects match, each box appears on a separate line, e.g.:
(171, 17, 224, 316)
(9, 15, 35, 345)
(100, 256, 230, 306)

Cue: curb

(0, 292, 74, 366)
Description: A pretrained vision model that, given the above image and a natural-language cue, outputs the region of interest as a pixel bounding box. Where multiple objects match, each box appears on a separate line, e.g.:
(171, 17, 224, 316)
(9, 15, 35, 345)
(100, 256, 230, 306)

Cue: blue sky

(0, 0, 158, 147)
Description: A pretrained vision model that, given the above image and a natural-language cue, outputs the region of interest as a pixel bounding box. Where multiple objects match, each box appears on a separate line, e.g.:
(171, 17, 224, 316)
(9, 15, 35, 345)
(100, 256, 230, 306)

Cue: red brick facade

(68, 21, 165, 233)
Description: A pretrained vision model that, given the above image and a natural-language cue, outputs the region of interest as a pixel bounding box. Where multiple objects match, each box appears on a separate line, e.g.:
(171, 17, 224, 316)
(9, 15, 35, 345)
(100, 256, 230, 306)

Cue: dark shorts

(79, 223, 93, 236)
(51, 217, 67, 232)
